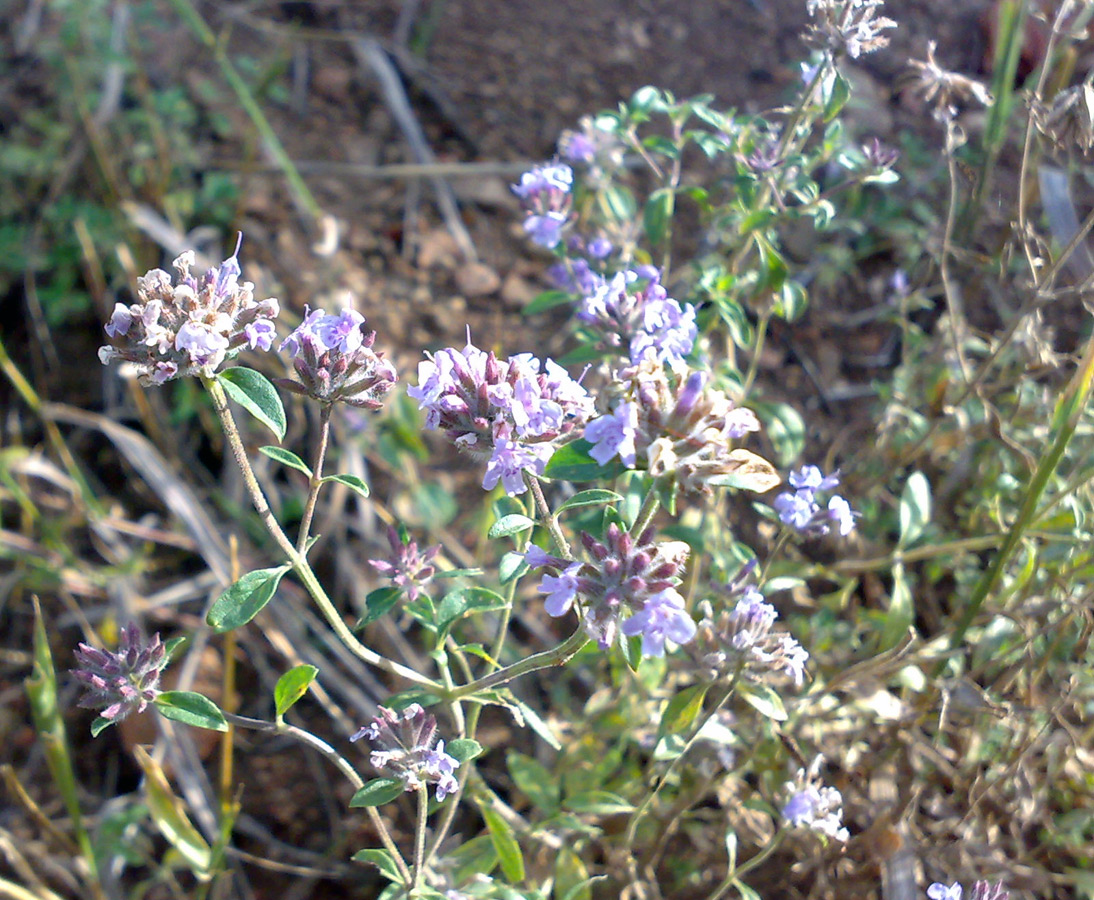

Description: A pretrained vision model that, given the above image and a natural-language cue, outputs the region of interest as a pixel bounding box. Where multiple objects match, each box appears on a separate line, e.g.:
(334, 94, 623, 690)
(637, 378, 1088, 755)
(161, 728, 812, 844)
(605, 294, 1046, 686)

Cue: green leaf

(154, 692, 228, 732)
(658, 684, 709, 738)
(350, 778, 407, 808)
(622, 634, 643, 672)
(643, 188, 674, 246)
(352, 848, 404, 884)
(90, 716, 113, 737)
(480, 803, 525, 883)
(881, 562, 915, 651)
(508, 695, 563, 750)
(601, 184, 637, 222)
(259, 446, 312, 477)
(320, 473, 370, 499)
(445, 738, 483, 763)
(274, 664, 318, 717)
(206, 566, 291, 632)
(162, 636, 189, 660)
(823, 71, 851, 121)
(737, 681, 787, 722)
(898, 471, 932, 548)
(356, 586, 404, 628)
(556, 489, 623, 513)
(436, 587, 509, 637)
(543, 440, 626, 482)
(554, 846, 592, 900)
(563, 791, 634, 815)
(449, 834, 499, 883)
(499, 551, 528, 584)
(523, 290, 574, 315)
(506, 752, 559, 813)
(488, 514, 535, 539)
(752, 401, 805, 468)
(217, 367, 286, 441)
(133, 746, 213, 878)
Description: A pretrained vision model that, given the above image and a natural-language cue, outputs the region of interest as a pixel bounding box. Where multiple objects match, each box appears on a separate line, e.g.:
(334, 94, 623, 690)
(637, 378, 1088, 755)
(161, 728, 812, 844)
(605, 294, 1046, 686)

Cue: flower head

(906, 41, 993, 123)
(774, 465, 857, 536)
(513, 163, 573, 249)
(806, 0, 896, 59)
(585, 360, 777, 497)
(527, 525, 693, 654)
(928, 882, 1008, 900)
(351, 705, 461, 802)
(368, 526, 441, 602)
(277, 305, 397, 408)
(407, 339, 593, 495)
(689, 580, 809, 686)
(72, 624, 168, 723)
(782, 755, 849, 842)
(98, 235, 279, 384)
(577, 269, 697, 365)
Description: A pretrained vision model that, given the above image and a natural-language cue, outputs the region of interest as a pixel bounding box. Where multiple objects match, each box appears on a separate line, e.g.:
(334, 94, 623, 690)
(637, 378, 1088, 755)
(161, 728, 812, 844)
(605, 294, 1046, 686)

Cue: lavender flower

(513, 163, 573, 249)
(72, 624, 168, 723)
(620, 588, 698, 657)
(368, 526, 440, 602)
(774, 465, 857, 536)
(527, 525, 693, 654)
(277, 306, 397, 409)
(351, 705, 461, 802)
(407, 339, 593, 496)
(577, 269, 697, 365)
(558, 115, 626, 188)
(928, 882, 1008, 900)
(584, 360, 777, 497)
(98, 235, 280, 385)
(689, 583, 809, 685)
(782, 756, 849, 842)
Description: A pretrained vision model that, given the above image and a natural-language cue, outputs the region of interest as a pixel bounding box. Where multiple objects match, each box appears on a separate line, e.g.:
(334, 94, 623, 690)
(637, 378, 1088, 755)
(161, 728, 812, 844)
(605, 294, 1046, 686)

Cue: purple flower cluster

(558, 115, 626, 189)
(276, 306, 397, 408)
(527, 525, 695, 655)
(512, 163, 574, 249)
(99, 236, 279, 385)
(350, 704, 460, 802)
(368, 526, 441, 602)
(584, 359, 777, 497)
(576, 269, 697, 366)
(71, 624, 168, 723)
(773, 465, 857, 536)
(690, 584, 809, 686)
(408, 339, 593, 495)
(928, 882, 1008, 900)
(782, 755, 849, 842)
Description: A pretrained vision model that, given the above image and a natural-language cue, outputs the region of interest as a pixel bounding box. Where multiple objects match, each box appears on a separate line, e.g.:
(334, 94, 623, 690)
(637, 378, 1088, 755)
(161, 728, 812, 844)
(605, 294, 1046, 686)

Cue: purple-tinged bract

(72, 623, 168, 723)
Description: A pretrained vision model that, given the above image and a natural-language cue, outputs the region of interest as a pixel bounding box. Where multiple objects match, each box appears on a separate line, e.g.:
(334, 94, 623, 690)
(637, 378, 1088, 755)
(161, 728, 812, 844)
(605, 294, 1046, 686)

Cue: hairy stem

(297, 403, 333, 553)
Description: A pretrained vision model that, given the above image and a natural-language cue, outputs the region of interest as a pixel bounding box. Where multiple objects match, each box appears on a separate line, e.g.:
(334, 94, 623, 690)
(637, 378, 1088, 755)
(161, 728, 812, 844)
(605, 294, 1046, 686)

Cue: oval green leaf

(217, 367, 286, 441)
(259, 446, 312, 477)
(488, 514, 535, 540)
(206, 565, 290, 632)
(480, 803, 525, 883)
(274, 664, 318, 717)
(155, 691, 228, 732)
(356, 586, 403, 628)
(350, 777, 407, 808)
(543, 440, 626, 482)
(320, 473, 370, 499)
(658, 684, 709, 738)
(352, 848, 404, 884)
(737, 681, 787, 722)
(445, 738, 482, 764)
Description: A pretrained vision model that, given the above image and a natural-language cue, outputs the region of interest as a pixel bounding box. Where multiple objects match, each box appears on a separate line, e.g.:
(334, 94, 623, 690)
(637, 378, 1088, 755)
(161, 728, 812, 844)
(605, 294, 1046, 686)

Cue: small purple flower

(244, 319, 277, 352)
(523, 212, 567, 249)
(174, 320, 230, 368)
(368, 526, 440, 602)
(587, 237, 612, 259)
(782, 756, 848, 842)
(350, 705, 462, 803)
(72, 624, 168, 724)
(621, 588, 697, 657)
(538, 562, 583, 617)
(775, 465, 856, 536)
(483, 438, 551, 495)
(105, 303, 133, 338)
(512, 164, 573, 198)
(928, 886, 962, 900)
(585, 401, 638, 466)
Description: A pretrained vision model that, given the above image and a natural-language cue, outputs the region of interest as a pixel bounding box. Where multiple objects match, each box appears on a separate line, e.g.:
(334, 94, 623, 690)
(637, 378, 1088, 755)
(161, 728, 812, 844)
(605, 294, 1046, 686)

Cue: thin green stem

(705, 831, 786, 900)
(203, 375, 440, 691)
(297, 403, 333, 553)
(740, 308, 771, 401)
(411, 785, 429, 896)
(445, 629, 589, 700)
(527, 473, 571, 558)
